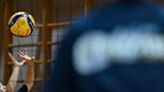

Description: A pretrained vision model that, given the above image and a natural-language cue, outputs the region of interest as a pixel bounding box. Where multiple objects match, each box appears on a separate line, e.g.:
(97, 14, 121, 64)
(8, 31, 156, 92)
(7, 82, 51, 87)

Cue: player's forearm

(25, 61, 34, 90)
(7, 66, 21, 92)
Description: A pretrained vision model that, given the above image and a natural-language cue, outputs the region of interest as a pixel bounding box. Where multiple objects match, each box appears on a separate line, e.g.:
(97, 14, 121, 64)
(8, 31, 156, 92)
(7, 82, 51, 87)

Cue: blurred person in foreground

(46, 0, 164, 92)
(0, 50, 34, 92)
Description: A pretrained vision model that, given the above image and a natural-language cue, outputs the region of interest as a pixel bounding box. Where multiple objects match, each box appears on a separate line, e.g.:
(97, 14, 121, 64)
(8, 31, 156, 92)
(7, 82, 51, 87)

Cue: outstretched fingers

(8, 52, 17, 64)
(17, 50, 25, 56)
(8, 52, 26, 66)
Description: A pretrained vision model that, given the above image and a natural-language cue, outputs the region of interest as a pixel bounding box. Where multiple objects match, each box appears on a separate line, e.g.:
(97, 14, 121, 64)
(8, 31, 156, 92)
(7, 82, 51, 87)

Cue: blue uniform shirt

(46, 1, 164, 92)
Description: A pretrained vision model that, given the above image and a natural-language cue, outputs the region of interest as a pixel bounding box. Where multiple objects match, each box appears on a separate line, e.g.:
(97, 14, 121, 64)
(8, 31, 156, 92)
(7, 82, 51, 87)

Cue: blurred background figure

(46, 0, 164, 92)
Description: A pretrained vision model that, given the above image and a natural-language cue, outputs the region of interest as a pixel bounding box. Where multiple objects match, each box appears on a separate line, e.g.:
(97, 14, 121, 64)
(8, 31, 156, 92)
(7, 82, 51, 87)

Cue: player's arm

(7, 53, 25, 92)
(17, 50, 35, 91)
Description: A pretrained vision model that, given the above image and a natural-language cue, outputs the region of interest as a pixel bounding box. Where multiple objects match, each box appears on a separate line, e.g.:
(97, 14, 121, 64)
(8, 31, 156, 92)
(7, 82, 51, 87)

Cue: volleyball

(8, 11, 35, 37)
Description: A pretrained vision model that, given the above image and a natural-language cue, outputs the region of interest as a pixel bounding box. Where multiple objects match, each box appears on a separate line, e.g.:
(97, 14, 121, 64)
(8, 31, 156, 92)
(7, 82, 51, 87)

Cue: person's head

(0, 83, 6, 92)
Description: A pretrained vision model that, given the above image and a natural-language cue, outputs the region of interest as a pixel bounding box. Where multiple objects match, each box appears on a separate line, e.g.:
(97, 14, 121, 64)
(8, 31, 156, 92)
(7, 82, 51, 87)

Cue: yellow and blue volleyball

(8, 11, 35, 37)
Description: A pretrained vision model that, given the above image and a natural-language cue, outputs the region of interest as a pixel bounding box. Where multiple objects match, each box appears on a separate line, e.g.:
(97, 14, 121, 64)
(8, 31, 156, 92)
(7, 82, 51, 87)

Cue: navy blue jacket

(46, 1, 164, 92)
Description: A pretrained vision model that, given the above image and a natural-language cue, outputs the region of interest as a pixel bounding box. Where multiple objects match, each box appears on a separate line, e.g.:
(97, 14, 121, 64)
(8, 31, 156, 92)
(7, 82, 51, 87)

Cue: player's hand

(0, 83, 6, 92)
(17, 50, 34, 65)
(8, 52, 25, 66)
